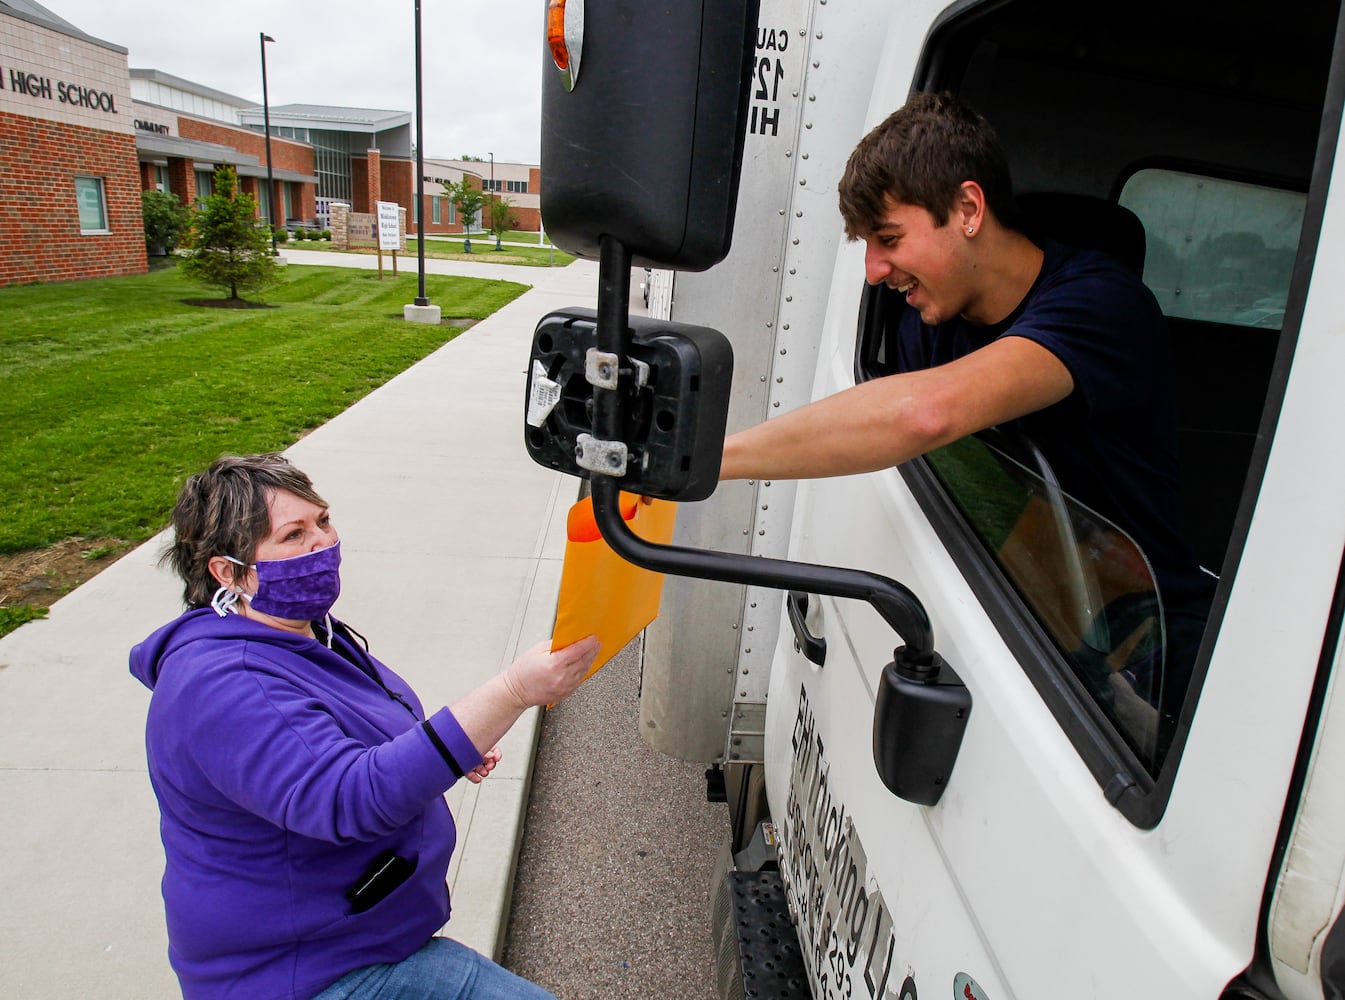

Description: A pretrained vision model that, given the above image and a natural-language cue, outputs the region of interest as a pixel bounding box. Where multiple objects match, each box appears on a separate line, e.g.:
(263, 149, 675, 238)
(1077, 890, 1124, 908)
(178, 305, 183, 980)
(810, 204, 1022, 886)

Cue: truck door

(764, 1, 1345, 997)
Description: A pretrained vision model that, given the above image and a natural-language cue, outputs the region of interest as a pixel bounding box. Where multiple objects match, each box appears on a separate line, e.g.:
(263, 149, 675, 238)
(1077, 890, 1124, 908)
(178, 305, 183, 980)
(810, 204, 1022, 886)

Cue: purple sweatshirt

(129, 609, 483, 1000)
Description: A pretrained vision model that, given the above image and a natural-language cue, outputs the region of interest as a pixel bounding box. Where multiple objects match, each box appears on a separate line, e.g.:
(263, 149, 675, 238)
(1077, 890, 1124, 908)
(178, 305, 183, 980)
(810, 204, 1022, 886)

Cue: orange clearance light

(546, 0, 583, 91)
(547, 0, 569, 68)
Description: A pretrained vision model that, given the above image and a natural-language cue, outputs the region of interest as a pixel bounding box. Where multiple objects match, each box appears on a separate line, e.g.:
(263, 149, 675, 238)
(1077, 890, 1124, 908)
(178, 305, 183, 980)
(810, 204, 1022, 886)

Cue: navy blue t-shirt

(894, 241, 1212, 611)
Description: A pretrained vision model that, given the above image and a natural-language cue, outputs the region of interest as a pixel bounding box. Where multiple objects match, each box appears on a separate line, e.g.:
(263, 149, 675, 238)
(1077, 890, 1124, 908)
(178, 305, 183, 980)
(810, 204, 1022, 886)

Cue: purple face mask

(213, 541, 342, 621)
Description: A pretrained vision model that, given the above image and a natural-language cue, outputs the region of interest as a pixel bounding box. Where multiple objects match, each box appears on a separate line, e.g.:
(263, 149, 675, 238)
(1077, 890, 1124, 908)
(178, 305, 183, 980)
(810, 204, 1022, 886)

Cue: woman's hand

(501, 635, 602, 709)
(450, 635, 602, 762)
(466, 746, 502, 784)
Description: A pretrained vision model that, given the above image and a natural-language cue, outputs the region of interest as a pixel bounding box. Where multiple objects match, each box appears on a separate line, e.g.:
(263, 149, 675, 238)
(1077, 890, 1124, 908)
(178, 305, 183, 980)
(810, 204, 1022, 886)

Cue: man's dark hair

(838, 92, 1018, 239)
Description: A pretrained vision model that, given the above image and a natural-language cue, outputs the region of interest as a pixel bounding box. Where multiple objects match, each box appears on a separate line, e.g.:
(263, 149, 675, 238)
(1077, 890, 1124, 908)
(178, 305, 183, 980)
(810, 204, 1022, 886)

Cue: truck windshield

(926, 434, 1172, 769)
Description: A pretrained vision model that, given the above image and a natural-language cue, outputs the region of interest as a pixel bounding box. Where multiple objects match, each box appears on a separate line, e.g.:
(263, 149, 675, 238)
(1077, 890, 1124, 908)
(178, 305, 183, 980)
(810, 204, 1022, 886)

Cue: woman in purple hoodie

(130, 454, 600, 1000)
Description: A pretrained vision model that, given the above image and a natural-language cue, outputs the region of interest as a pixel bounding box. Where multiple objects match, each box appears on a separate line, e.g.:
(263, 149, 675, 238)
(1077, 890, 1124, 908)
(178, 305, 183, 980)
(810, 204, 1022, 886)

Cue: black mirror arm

(589, 237, 937, 667)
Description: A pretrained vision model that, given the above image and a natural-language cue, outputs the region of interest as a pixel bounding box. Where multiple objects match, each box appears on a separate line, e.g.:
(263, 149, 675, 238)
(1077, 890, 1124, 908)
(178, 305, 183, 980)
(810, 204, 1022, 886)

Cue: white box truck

(527, 0, 1345, 997)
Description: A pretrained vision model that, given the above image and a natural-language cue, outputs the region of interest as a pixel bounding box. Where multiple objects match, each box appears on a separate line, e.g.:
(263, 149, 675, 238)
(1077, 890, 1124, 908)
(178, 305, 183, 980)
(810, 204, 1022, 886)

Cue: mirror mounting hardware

(574, 433, 629, 478)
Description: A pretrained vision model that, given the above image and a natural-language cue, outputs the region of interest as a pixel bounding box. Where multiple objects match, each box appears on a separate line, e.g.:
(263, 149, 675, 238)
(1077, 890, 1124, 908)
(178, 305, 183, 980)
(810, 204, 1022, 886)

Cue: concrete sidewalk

(0, 256, 601, 998)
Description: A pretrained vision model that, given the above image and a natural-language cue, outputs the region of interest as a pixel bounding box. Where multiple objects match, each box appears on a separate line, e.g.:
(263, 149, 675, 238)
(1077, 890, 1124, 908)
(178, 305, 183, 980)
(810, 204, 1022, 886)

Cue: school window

(432, 196, 441, 224)
(75, 176, 108, 233)
(195, 170, 213, 203)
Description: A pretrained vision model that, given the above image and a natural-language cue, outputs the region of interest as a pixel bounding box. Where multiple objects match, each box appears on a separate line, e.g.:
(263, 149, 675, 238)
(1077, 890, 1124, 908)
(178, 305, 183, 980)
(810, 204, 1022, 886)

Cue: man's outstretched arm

(718, 335, 1073, 481)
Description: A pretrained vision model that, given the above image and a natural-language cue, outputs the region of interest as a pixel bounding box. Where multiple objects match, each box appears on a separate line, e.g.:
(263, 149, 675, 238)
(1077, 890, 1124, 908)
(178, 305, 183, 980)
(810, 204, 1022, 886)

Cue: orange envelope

(552, 491, 678, 682)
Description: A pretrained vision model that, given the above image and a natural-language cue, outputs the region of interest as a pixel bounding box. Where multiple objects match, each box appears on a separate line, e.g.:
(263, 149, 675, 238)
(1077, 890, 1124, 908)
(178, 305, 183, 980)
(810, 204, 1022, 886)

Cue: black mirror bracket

(588, 237, 637, 477)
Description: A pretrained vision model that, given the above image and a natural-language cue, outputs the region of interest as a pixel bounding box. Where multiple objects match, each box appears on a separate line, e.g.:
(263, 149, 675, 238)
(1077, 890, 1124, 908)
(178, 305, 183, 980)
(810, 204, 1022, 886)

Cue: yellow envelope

(552, 491, 677, 682)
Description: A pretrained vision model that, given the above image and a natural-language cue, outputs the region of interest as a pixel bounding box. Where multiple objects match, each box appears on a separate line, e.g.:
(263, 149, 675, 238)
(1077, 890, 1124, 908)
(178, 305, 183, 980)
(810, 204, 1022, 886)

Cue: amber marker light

(547, 0, 569, 68)
(546, 0, 584, 91)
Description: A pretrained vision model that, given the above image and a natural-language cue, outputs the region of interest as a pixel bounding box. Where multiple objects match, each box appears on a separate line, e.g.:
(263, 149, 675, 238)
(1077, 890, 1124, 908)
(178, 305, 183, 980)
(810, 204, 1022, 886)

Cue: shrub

(142, 190, 192, 255)
(274, 228, 289, 244)
(321, 230, 332, 240)
(293, 228, 307, 241)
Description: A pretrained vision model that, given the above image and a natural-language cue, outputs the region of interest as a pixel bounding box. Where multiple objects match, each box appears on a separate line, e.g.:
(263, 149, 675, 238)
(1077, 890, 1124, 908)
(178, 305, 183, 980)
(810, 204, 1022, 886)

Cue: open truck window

(854, 0, 1337, 816)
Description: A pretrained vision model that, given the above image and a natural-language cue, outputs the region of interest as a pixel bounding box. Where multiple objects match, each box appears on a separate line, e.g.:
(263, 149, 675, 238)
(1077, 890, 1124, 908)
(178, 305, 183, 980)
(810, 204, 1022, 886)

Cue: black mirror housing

(540, 0, 760, 270)
(872, 652, 972, 806)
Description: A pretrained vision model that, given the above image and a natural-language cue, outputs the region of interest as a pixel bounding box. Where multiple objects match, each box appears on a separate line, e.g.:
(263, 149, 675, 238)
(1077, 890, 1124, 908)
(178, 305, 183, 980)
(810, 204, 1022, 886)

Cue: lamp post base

(403, 303, 441, 325)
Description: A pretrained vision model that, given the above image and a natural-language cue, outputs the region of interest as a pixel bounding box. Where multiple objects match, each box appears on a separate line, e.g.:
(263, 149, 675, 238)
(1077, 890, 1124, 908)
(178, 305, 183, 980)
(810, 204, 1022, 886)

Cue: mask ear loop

(212, 556, 253, 618)
(211, 586, 239, 617)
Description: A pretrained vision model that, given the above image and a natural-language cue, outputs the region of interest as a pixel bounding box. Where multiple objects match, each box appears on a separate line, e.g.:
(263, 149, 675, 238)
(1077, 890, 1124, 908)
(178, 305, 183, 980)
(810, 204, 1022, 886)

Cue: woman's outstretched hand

(450, 634, 602, 764)
(502, 635, 602, 709)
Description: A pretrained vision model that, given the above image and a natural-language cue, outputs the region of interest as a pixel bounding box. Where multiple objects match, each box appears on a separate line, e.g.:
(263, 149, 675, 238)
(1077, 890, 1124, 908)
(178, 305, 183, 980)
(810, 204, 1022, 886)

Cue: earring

(966, 226, 975, 235)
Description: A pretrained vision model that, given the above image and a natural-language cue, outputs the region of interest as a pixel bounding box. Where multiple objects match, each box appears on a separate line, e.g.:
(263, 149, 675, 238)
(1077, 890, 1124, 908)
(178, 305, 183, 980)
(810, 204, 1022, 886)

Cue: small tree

(180, 165, 277, 301)
(141, 190, 192, 256)
(486, 195, 518, 250)
(447, 179, 486, 253)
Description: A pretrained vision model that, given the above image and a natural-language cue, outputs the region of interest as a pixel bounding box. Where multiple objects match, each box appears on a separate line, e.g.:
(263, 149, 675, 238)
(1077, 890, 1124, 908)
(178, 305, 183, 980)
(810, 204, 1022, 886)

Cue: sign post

(376, 200, 401, 278)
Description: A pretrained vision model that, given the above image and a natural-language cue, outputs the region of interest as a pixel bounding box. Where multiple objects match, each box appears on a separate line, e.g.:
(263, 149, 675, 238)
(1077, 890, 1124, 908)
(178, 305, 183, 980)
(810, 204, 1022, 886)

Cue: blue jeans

(311, 937, 556, 1000)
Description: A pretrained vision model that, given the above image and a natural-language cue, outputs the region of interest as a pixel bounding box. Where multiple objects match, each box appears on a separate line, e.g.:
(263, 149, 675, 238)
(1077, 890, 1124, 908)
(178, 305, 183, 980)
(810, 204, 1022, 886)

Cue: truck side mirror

(525, 308, 734, 502)
(873, 651, 972, 806)
(540, 0, 760, 270)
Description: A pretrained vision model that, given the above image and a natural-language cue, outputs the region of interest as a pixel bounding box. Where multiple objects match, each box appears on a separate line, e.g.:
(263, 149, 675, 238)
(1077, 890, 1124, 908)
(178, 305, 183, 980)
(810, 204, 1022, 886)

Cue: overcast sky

(48, 0, 546, 163)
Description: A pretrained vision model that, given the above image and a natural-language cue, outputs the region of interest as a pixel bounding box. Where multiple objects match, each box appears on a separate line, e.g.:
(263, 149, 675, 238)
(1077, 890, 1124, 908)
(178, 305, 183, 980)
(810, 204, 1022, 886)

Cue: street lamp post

(403, 0, 440, 324)
(489, 151, 499, 249)
(259, 33, 277, 256)
(413, 0, 428, 306)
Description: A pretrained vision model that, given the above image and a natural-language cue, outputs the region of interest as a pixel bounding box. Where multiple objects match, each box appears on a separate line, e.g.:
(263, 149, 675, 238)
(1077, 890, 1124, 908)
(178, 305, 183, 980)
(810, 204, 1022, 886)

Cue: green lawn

(0, 261, 528, 634)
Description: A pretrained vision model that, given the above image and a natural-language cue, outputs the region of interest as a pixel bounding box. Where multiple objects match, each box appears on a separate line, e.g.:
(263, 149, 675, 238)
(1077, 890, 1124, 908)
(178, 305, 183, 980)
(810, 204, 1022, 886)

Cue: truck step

(711, 869, 811, 1000)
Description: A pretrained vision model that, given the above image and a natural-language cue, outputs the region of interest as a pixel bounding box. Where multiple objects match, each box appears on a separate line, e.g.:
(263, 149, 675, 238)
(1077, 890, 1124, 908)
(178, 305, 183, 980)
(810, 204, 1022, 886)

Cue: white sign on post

(375, 201, 400, 251)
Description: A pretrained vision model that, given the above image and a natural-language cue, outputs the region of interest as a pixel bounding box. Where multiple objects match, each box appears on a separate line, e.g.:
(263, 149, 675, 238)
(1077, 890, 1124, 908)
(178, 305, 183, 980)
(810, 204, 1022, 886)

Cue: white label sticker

(526, 360, 562, 428)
